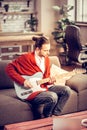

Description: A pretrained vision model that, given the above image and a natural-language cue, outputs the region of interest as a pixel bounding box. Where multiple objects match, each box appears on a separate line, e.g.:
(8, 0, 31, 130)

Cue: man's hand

(24, 79, 33, 88)
(49, 76, 56, 84)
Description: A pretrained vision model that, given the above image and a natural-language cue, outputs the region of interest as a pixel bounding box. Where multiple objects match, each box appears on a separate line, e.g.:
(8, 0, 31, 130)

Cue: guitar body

(14, 72, 46, 100)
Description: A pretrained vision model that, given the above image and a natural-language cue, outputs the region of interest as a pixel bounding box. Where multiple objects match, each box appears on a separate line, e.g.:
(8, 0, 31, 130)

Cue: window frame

(75, 0, 87, 24)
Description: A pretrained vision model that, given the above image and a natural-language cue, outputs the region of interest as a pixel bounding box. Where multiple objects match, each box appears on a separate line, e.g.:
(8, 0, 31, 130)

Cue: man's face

(38, 43, 50, 57)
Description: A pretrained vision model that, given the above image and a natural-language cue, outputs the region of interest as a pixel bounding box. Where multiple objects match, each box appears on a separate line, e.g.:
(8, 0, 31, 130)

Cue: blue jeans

(30, 85, 71, 117)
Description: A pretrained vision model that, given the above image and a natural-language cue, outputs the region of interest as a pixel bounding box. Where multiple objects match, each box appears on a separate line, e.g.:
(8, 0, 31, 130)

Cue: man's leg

(49, 85, 71, 116)
(30, 91, 58, 117)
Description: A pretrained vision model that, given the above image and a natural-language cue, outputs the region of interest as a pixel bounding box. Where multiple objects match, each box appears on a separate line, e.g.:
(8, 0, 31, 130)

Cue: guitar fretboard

(37, 78, 50, 85)
(55, 68, 85, 79)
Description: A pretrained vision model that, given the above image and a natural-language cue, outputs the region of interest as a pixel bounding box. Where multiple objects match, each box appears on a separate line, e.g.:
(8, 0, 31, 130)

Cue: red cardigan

(6, 52, 51, 100)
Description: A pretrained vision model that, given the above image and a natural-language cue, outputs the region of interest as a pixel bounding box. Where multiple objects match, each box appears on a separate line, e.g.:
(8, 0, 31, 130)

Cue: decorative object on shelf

(52, 4, 75, 65)
(4, 4, 9, 12)
(0, 0, 4, 8)
(27, 0, 32, 7)
(25, 13, 38, 31)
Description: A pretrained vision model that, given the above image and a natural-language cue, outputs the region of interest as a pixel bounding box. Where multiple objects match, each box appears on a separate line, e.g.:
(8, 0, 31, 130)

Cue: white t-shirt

(35, 51, 45, 74)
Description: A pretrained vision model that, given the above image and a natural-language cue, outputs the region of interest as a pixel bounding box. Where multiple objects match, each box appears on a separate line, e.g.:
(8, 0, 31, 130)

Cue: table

(4, 110, 87, 130)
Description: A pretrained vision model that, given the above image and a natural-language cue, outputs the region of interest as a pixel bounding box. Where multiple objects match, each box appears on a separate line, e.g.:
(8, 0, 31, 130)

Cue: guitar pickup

(21, 90, 33, 96)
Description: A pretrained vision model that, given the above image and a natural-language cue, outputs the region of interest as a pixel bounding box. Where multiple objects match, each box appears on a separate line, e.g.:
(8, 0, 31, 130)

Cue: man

(6, 36, 71, 118)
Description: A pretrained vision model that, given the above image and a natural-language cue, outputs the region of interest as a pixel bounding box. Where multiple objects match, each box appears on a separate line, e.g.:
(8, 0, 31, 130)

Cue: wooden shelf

(0, 11, 37, 15)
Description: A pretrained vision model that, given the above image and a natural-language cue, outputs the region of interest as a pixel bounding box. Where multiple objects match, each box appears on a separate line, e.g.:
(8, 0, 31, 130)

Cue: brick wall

(0, 0, 34, 32)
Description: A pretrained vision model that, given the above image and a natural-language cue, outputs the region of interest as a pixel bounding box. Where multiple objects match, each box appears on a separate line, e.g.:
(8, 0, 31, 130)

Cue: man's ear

(35, 47, 41, 52)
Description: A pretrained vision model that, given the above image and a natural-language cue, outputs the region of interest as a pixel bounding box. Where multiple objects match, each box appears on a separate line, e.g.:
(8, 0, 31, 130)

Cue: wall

(35, 0, 68, 56)
(36, 0, 55, 36)
(35, 0, 58, 56)
(78, 24, 87, 44)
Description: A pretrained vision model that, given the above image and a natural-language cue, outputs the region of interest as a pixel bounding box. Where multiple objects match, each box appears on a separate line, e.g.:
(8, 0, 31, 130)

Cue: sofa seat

(0, 89, 34, 126)
(61, 89, 77, 114)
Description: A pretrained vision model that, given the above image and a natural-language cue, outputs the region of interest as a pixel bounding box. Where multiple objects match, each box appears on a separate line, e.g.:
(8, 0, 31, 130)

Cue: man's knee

(48, 92, 58, 104)
(64, 86, 71, 97)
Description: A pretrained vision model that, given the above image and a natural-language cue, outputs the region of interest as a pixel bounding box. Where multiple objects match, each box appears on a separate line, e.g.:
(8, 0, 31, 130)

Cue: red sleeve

(6, 55, 26, 85)
(6, 63, 25, 85)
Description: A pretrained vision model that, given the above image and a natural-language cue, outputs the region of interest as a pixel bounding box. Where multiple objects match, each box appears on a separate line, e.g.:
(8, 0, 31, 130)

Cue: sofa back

(0, 56, 60, 90)
(0, 60, 14, 89)
(49, 56, 61, 68)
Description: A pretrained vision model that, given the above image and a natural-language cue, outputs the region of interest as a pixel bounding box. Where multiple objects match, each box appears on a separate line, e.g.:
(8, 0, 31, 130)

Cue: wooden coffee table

(4, 110, 87, 130)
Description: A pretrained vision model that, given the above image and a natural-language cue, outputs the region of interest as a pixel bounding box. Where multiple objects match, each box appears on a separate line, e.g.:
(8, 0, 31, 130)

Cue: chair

(65, 25, 87, 68)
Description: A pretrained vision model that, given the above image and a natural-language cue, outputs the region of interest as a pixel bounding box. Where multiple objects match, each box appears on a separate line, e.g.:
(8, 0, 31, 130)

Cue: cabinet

(0, 32, 43, 60)
(0, 42, 32, 61)
(0, 45, 22, 60)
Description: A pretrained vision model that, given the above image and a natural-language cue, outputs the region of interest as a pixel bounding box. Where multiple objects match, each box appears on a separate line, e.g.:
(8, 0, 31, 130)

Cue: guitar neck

(57, 71, 76, 79)
(56, 68, 85, 79)
(37, 78, 50, 85)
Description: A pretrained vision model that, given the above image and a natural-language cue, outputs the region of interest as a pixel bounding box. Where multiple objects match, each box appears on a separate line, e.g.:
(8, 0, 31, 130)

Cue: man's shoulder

(23, 52, 35, 57)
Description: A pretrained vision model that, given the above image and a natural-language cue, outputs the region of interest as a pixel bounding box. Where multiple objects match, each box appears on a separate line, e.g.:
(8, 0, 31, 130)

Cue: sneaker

(53, 111, 61, 116)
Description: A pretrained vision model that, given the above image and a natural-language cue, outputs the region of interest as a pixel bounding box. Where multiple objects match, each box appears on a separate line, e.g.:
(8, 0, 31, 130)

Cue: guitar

(14, 69, 86, 100)
(14, 72, 50, 100)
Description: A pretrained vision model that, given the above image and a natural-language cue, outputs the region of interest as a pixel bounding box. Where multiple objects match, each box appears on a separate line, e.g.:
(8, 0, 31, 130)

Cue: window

(68, 0, 87, 23)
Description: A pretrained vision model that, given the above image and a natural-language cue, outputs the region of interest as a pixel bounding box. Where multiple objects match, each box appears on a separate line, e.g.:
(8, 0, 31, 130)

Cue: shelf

(0, 11, 37, 15)
(0, 31, 43, 36)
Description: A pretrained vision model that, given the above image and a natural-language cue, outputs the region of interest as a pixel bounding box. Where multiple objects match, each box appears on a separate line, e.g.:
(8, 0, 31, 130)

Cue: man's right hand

(24, 79, 33, 88)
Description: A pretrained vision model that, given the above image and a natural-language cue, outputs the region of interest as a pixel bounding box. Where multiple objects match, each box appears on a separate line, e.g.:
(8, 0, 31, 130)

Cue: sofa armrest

(0, 60, 14, 89)
(65, 74, 87, 92)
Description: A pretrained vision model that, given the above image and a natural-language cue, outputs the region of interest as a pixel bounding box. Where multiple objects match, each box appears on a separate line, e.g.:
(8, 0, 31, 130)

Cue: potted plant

(52, 4, 75, 53)
(27, 14, 38, 31)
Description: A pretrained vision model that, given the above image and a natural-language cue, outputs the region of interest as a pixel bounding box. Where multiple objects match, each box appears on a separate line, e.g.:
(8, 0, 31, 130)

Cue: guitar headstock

(73, 68, 86, 74)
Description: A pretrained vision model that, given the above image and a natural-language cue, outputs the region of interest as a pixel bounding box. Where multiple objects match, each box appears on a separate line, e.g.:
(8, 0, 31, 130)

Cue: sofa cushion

(62, 89, 77, 114)
(0, 61, 14, 89)
(0, 89, 34, 125)
(78, 89, 87, 111)
(66, 74, 87, 92)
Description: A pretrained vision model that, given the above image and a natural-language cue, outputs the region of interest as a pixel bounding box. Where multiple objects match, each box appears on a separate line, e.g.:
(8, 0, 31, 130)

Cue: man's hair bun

(32, 36, 49, 49)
